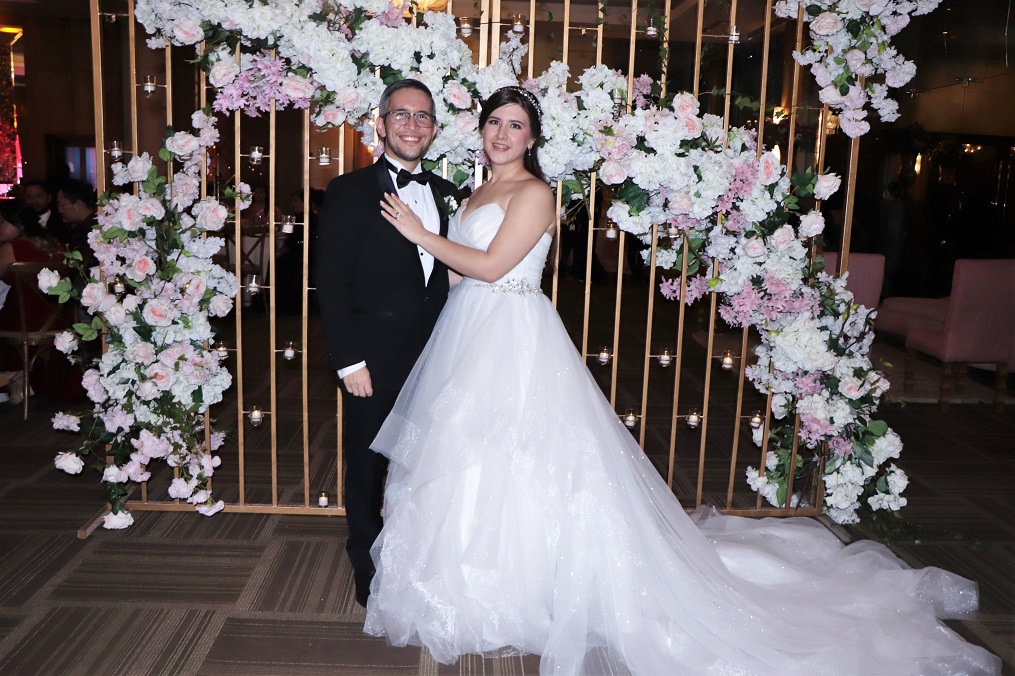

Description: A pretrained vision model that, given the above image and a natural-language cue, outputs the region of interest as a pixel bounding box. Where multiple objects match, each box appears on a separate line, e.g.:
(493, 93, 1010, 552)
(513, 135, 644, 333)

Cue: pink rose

(758, 151, 782, 185)
(799, 211, 825, 238)
(598, 160, 629, 185)
(138, 197, 165, 219)
(443, 81, 473, 110)
(145, 363, 174, 390)
(844, 49, 866, 74)
(811, 12, 844, 36)
(141, 299, 176, 327)
(453, 111, 478, 134)
(839, 116, 870, 138)
(104, 303, 127, 327)
(119, 203, 143, 232)
(209, 294, 233, 317)
(884, 14, 910, 36)
(196, 201, 228, 231)
(172, 17, 204, 45)
(681, 115, 703, 138)
(208, 59, 239, 88)
(316, 105, 346, 127)
(128, 256, 155, 282)
(126, 154, 153, 182)
(671, 93, 698, 117)
(80, 282, 111, 310)
(281, 74, 316, 102)
(126, 341, 157, 365)
(165, 132, 201, 157)
(55, 331, 78, 354)
(337, 88, 362, 111)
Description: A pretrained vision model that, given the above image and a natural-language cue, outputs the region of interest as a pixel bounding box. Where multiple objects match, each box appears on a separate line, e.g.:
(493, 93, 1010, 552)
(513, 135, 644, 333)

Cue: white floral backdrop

(43, 0, 938, 527)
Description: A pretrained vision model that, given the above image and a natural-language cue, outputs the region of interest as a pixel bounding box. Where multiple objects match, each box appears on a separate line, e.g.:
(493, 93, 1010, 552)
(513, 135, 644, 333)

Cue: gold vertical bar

(692, 0, 706, 98)
(198, 44, 212, 498)
(721, 0, 739, 131)
(661, 0, 672, 98)
(527, 0, 536, 78)
(268, 92, 278, 507)
(478, 0, 492, 67)
(336, 126, 347, 508)
(233, 43, 246, 505)
(127, 0, 138, 188)
(724, 328, 750, 507)
(755, 363, 775, 509)
(755, 0, 774, 152)
(302, 109, 311, 508)
(489, 0, 502, 65)
(839, 135, 861, 275)
(551, 189, 562, 308)
(695, 261, 719, 507)
(666, 236, 690, 488)
(609, 232, 624, 408)
(638, 225, 659, 448)
(89, 0, 106, 194)
(562, 0, 571, 62)
(785, 7, 805, 176)
(786, 415, 801, 506)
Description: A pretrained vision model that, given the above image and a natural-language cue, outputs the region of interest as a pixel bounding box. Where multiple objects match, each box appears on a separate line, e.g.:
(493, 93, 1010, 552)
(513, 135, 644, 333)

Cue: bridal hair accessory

(497, 86, 542, 121)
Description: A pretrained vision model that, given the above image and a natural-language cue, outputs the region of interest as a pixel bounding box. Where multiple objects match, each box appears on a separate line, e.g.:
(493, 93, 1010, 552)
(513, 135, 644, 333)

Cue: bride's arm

(381, 182, 554, 284)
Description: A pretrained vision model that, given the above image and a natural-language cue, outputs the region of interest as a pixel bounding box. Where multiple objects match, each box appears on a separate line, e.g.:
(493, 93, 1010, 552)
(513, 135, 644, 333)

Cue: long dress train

(364, 202, 1000, 675)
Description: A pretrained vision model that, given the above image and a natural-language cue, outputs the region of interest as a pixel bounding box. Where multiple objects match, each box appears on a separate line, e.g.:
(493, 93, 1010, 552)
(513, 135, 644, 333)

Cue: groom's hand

(342, 368, 373, 397)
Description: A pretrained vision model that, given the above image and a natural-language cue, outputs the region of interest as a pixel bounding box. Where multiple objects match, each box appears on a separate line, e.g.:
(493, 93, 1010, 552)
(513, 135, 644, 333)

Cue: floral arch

(44, 0, 938, 527)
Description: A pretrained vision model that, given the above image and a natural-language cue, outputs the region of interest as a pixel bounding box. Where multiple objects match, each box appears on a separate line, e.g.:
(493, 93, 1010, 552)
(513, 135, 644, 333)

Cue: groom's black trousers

(341, 387, 400, 575)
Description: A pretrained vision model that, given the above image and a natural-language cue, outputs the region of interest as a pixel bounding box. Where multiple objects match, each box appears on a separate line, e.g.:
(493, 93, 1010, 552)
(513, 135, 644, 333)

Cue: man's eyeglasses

(383, 110, 436, 128)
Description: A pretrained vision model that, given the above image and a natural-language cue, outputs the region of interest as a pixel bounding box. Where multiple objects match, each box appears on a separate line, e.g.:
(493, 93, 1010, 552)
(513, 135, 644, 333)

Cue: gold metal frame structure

(89, 0, 859, 523)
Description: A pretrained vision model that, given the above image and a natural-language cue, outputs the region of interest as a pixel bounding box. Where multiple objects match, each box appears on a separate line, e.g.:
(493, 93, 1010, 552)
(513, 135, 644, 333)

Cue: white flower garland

(43, 110, 246, 528)
(52, 0, 932, 526)
(774, 0, 942, 138)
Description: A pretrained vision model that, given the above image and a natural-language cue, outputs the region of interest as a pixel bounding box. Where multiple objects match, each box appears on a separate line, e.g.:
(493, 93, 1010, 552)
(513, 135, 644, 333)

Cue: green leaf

(867, 419, 889, 437)
(159, 147, 173, 162)
(616, 182, 649, 214)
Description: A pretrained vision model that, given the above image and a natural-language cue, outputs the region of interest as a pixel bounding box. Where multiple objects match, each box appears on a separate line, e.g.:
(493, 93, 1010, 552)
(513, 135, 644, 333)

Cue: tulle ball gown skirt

(364, 279, 1000, 676)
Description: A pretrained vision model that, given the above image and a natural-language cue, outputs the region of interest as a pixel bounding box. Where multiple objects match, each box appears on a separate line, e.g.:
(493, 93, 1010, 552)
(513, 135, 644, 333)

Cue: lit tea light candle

(658, 348, 671, 367)
(319, 491, 329, 507)
(597, 346, 611, 365)
(686, 408, 702, 429)
(249, 146, 263, 165)
(283, 341, 296, 360)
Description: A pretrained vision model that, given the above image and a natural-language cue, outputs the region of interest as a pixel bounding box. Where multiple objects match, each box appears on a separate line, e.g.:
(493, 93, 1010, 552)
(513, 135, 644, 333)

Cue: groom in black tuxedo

(316, 80, 457, 608)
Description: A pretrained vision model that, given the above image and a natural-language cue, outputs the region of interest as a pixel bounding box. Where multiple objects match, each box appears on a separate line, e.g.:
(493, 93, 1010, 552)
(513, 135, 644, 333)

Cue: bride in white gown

(366, 86, 1000, 675)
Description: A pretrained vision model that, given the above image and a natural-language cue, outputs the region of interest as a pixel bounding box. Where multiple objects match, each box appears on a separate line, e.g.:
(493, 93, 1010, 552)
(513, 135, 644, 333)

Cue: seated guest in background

(0, 200, 68, 404)
(23, 179, 71, 245)
(56, 179, 98, 270)
(275, 188, 323, 315)
(0, 200, 64, 280)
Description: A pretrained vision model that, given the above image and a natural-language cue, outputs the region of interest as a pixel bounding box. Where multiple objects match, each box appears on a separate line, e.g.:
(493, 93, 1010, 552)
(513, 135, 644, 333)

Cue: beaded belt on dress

(463, 278, 543, 295)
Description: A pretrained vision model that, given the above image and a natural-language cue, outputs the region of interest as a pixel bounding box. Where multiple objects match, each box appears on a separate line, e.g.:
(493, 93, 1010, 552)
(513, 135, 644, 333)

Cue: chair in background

(820, 252, 886, 311)
(877, 259, 1015, 411)
(0, 262, 76, 419)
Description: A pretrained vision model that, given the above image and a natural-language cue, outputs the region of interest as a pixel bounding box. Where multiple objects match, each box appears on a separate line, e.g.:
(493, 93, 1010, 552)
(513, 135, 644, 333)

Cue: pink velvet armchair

(876, 259, 1015, 411)
(821, 252, 886, 311)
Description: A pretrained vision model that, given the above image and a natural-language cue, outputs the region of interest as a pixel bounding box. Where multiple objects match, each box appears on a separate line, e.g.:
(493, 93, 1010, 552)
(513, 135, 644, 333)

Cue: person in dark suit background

(56, 179, 98, 270)
(22, 180, 71, 246)
(316, 79, 458, 607)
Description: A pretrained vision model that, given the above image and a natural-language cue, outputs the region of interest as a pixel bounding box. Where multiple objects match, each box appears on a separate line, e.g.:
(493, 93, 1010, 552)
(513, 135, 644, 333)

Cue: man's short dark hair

(58, 179, 96, 207)
(23, 179, 50, 194)
(378, 80, 435, 117)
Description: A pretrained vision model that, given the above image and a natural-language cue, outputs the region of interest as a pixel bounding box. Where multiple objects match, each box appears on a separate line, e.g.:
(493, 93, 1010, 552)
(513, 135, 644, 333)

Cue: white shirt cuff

(337, 361, 366, 379)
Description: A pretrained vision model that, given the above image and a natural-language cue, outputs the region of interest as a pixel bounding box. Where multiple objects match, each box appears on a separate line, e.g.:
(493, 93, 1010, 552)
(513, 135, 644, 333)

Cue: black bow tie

(386, 160, 431, 189)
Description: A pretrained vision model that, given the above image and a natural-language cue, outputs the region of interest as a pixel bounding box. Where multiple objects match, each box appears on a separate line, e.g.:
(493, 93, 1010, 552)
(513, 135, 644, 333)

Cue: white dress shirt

(338, 155, 441, 380)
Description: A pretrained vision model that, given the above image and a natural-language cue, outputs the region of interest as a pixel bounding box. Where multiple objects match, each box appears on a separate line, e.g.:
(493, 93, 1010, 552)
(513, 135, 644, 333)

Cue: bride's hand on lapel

(380, 193, 426, 245)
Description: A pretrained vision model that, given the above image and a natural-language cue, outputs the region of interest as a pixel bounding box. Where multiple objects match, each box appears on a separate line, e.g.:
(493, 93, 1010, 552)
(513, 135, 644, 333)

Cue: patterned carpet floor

(0, 278, 1012, 674)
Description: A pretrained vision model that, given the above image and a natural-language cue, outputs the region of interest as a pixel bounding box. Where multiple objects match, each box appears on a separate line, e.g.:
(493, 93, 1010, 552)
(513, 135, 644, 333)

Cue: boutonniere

(439, 194, 459, 219)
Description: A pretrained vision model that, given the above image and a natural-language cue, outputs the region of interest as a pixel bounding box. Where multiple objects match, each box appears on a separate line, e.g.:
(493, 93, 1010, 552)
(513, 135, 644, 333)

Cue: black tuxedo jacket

(316, 159, 457, 393)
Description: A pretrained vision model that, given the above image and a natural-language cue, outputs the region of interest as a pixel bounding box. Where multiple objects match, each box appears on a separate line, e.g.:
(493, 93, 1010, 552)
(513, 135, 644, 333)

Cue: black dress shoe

(354, 569, 374, 608)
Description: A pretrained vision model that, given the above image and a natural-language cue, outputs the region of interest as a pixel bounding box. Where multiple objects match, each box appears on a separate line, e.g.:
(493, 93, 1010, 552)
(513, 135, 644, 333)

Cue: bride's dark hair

(479, 86, 545, 182)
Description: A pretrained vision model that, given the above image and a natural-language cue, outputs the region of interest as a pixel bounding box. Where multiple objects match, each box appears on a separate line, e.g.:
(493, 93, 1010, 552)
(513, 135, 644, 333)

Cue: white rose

(55, 330, 78, 354)
(316, 105, 346, 127)
(196, 500, 225, 516)
(138, 197, 165, 219)
(743, 237, 767, 257)
(811, 11, 844, 36)
(80, 282, 112, 311)
(209, 294, 233, 317)
(208, 59, 239, 88)
(102, 510, 134, 529)
(55, 452, 84, 474)
(37, 268, 61, 292)
(769, 225, 796, 252)
(798, 210, 825, 238)
(598, 159, 629, 185)
(813, 173, 841, 200)
(136, 380, 160, 401)
(165, 131, 201, 157)
(102, 464, 129, 483)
